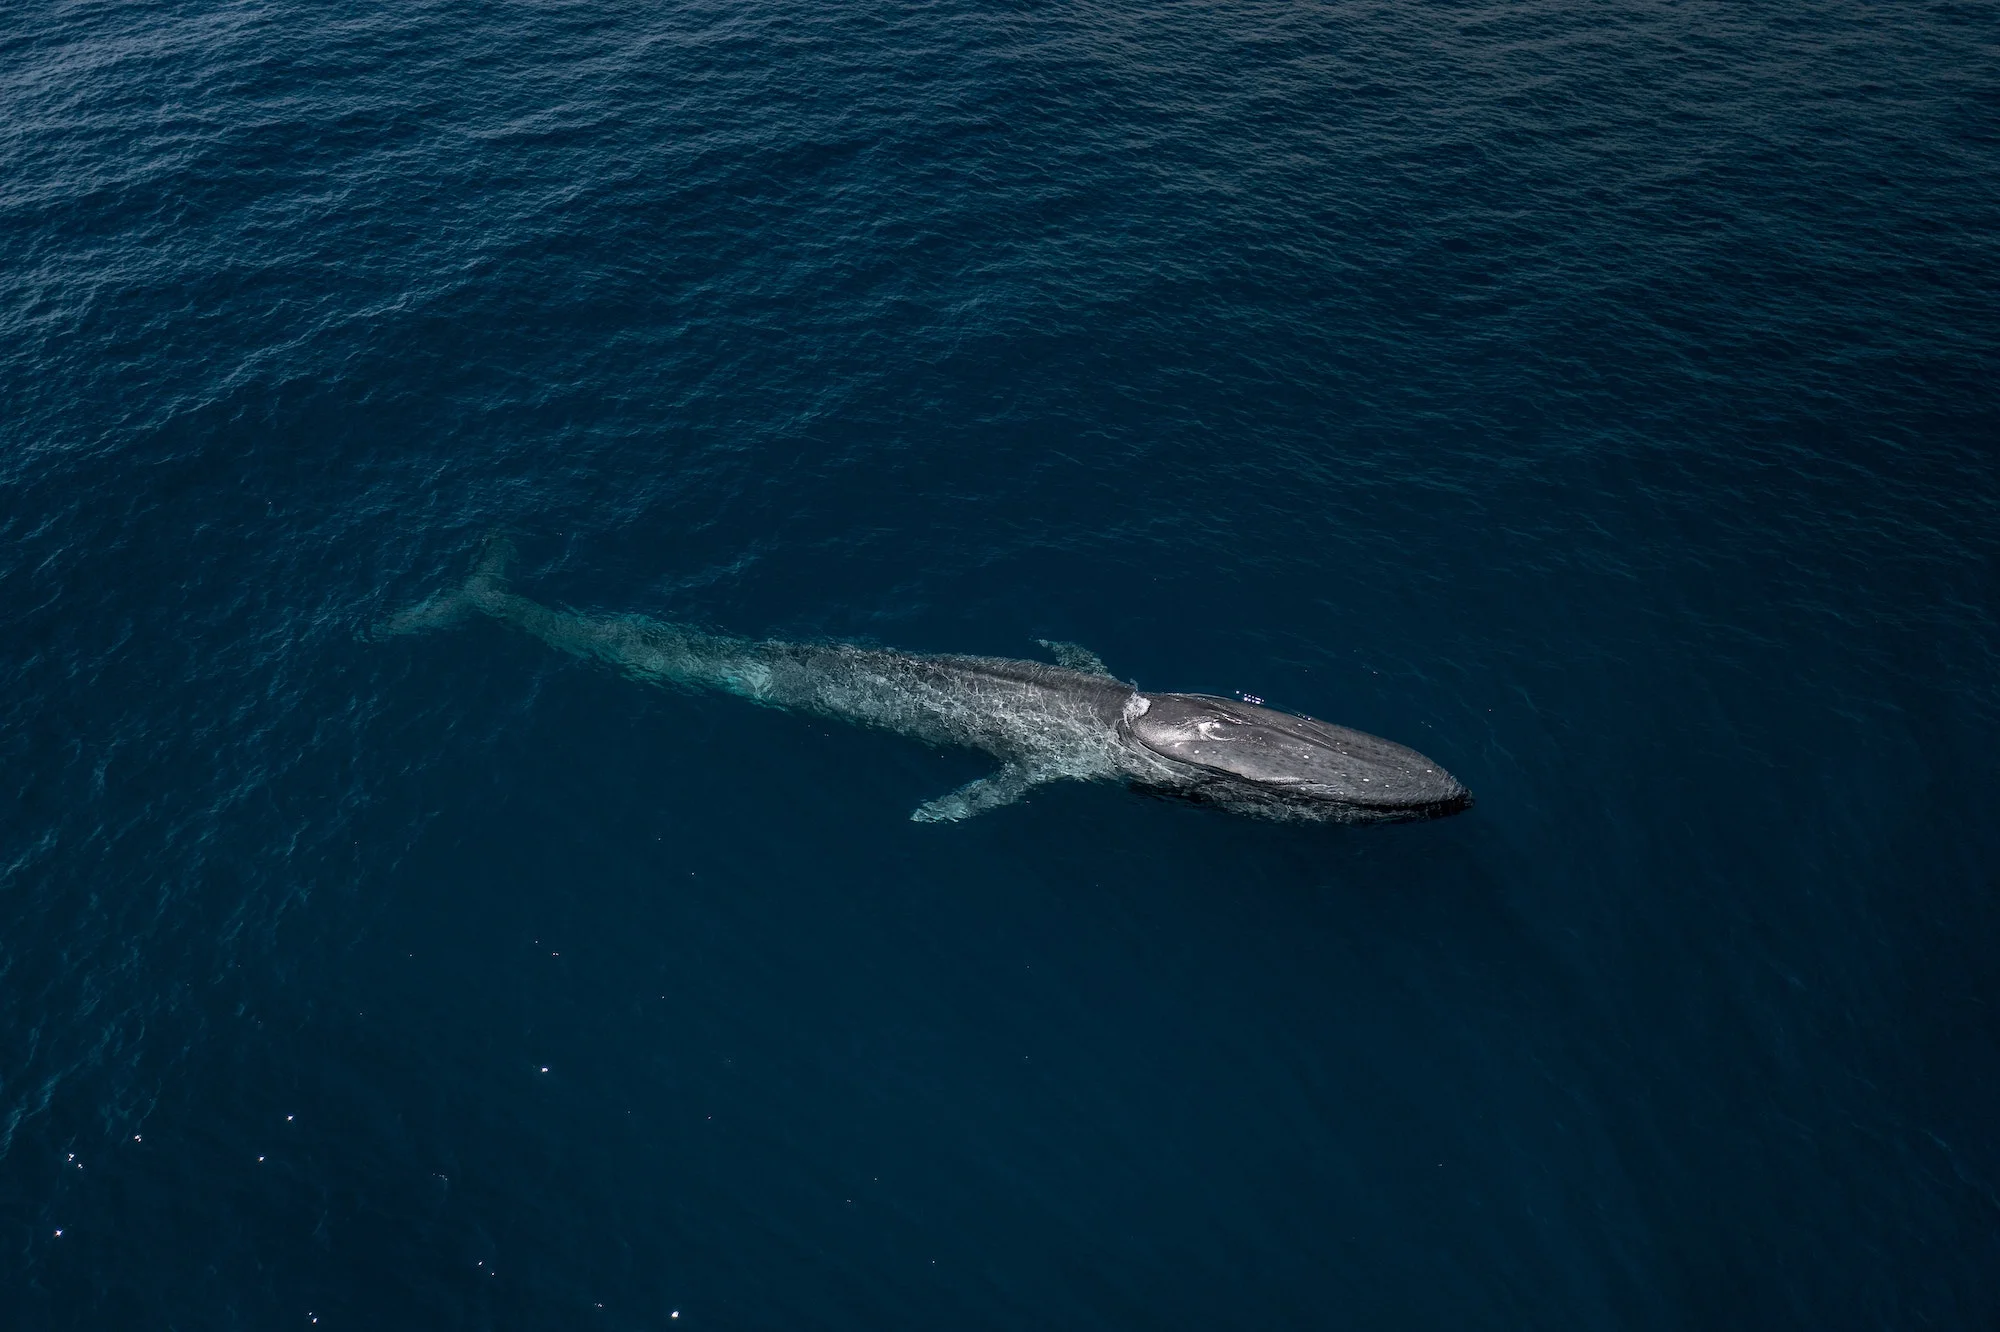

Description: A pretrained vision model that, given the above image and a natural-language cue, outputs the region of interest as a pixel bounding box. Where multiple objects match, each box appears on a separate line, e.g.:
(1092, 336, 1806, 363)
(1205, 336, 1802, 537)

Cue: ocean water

(3, 0, 1998, 1325)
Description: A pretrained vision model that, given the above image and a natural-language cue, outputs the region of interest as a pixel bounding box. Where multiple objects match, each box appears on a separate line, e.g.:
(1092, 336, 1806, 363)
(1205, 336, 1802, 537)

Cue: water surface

(3, 0, 1997, 1326)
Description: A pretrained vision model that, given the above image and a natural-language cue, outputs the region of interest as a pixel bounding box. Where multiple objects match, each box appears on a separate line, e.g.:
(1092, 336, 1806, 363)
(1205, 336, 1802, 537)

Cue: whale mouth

(1300, 782, 1475, 820)
(1125, 693, 1471, 819)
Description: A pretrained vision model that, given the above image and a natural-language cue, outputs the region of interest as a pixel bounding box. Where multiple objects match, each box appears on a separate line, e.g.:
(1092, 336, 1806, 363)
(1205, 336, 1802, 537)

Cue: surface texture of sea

(4, 0, 1998, 1326)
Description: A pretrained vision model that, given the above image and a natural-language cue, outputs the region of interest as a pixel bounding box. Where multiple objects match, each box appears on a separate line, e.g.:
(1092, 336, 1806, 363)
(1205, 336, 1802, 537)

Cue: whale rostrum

(381, 542, 1473, 824)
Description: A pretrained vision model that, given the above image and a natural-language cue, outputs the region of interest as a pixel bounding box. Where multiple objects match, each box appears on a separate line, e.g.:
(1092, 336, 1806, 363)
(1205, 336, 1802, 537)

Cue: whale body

(382, 543, 1472, 824)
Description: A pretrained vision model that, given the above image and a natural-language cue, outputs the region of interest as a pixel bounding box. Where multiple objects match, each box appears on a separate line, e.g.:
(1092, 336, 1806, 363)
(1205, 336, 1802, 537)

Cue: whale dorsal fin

(1036, 639, 1112, 676)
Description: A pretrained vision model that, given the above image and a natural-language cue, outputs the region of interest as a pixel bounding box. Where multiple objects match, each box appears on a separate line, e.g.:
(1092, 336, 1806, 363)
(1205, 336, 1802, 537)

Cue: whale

(381, 542, 1472, 824)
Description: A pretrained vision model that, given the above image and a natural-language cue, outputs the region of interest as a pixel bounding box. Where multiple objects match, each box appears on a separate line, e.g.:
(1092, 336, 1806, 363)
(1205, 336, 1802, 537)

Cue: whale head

(1121, 692, 1471, 822)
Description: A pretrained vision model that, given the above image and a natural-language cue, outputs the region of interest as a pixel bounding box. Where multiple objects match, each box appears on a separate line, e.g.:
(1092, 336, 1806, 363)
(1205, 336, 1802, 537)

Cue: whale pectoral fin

(1036, 639, 1112, 676)
(911, 763, 1046, 823)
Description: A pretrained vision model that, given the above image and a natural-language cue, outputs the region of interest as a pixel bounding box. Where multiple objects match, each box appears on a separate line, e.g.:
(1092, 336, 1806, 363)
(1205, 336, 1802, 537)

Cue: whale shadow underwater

(381, 542, 1472, 825)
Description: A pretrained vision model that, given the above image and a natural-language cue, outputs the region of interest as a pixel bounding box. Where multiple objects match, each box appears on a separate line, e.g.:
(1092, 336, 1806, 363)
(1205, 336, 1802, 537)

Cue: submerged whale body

(383, 543, 1472, 824)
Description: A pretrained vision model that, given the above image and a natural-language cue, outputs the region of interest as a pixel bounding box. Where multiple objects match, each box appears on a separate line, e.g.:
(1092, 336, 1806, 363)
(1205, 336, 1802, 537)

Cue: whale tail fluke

(465, 537, 515, 602)
(373, 537, 516, 637)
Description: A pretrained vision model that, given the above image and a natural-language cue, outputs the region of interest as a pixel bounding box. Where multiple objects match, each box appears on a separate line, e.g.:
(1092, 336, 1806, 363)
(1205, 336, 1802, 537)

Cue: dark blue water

(5, 0, 1998, 1325)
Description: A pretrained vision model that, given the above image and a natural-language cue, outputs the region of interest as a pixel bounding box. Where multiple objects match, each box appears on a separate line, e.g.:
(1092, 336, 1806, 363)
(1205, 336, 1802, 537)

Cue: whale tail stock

(374, 537, 516, 637)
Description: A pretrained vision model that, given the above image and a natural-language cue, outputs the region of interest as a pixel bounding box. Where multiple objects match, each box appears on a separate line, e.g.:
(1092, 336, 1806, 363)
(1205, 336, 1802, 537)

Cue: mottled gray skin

(383, 544, 1471, 824)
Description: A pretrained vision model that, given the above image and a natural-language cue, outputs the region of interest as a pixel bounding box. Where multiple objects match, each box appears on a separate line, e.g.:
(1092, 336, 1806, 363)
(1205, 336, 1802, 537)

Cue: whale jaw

(1123, 693, 1472, 823)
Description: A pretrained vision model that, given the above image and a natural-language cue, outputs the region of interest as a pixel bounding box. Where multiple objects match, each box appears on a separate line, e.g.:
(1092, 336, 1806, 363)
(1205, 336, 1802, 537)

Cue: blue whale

(383, 543, 1472, 824)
